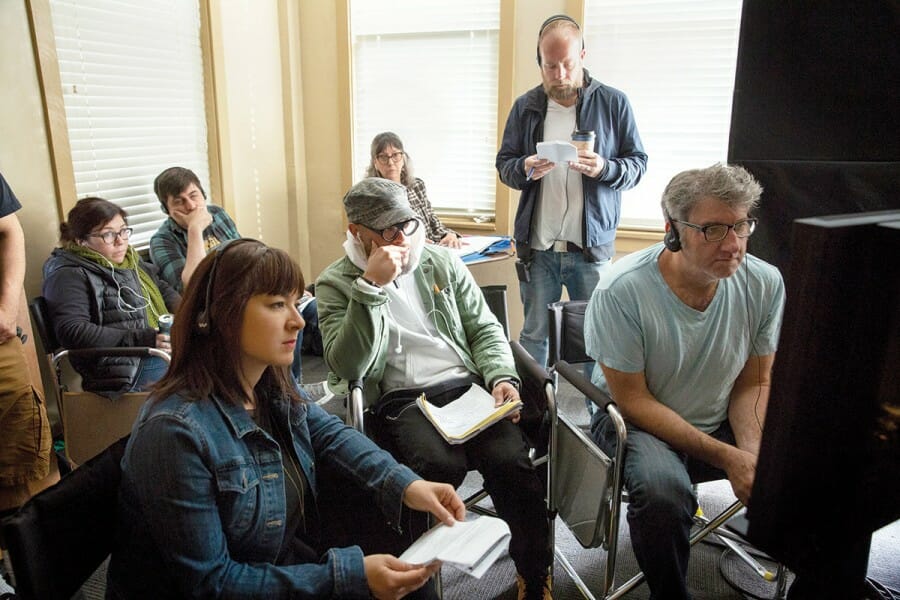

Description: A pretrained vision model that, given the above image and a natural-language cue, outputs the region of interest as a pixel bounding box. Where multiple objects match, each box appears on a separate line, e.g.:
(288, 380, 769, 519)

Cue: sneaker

(516, 574, 552, 600)
(301, 381, 335, 405)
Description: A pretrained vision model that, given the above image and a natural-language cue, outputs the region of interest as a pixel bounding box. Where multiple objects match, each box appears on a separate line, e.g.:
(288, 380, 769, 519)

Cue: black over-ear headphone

(195, 238, 262, 334)
(663, 210, 682, 252)
(536, 14, 584, 65)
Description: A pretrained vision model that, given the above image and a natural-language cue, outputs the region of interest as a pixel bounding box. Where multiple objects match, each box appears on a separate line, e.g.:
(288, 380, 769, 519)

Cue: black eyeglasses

(375, 151, 405, 165)
(363, 219, 419, 242)
(671, 218, 757, 242)
(86, 227, 133, 244)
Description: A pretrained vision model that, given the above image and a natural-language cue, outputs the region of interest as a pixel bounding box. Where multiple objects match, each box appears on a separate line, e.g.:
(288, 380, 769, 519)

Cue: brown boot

(516, 573, 552, 600)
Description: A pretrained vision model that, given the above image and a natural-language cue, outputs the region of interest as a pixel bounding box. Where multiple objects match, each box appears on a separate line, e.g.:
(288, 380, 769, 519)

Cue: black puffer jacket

(41, 248, 181, 393)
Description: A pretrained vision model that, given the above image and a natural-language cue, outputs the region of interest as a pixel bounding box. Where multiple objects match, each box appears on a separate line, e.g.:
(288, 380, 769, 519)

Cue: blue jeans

(591, 412, 736, 600)
(290, 298, 321, 382)
(518, 250, 609, 368)
(130, 356, 169, 392)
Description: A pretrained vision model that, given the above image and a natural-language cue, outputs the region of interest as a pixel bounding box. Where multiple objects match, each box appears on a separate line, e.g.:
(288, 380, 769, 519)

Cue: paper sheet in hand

(536, 140, 578, 163)
(417, 384, 522, 445)
(399, 515, 511, 578)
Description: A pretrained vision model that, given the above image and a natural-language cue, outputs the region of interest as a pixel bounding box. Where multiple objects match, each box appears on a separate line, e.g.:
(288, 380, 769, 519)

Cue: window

(583, 0, 743, 228)
(49, 0, 210, 247)
(349, 0, 500, 219)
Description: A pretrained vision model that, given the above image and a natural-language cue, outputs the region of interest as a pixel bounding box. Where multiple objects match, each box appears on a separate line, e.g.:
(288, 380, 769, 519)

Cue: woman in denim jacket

(106, 238, 464, 599)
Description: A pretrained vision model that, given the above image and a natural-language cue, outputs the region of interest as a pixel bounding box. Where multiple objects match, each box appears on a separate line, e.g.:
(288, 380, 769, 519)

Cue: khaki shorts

(0, 338, 51, 487)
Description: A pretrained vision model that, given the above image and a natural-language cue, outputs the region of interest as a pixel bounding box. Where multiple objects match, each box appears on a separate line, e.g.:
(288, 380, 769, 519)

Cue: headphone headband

(536, 14, 584, 65)
(195, 238, 263, 334)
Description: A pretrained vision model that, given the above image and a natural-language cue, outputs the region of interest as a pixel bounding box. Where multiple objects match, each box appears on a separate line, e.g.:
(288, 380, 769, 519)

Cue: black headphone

(536, 14, 584, 66)
(195, 238, 262, 334)
(663, 210, 682, 252)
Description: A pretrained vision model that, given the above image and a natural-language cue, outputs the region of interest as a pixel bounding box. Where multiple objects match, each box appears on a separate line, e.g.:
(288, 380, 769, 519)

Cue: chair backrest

(1, 436, 128, 600)
(547, 300, 590, 366)
(480, 284, 510, 341)
(28, 296, 61, 356)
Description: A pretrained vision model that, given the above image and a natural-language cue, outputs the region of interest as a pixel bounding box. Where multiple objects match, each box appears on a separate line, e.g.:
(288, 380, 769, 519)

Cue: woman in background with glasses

(42, 197, 180, 394)
(366, 131, 462, 248)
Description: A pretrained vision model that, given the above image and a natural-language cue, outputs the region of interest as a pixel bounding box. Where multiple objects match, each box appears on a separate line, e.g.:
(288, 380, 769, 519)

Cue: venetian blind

(50, 0, 210, 247)
(350, 0, 500, 218)
(584, 0, 743, 228)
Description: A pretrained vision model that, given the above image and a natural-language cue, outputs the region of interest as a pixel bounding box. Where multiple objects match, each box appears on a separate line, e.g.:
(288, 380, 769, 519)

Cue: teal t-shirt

(585, 242, 785, 432)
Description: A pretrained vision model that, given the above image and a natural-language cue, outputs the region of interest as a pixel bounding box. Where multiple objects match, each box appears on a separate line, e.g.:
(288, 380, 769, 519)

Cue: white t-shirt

(532, 99, 584, 250)
(379, 273, 471, 393)
(585, 243, 786, 432)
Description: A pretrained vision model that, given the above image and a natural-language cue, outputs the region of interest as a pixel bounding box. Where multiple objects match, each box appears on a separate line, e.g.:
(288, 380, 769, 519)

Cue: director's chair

(29, 296, 169, 465)
(547, 299, 786, 599)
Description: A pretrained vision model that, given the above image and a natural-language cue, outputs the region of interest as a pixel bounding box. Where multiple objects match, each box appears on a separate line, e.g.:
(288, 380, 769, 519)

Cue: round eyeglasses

(364, 219, 419, 242)
(375, 151, 405, 165)
(87, 227, 134, 244)
(671, 218, 757, 242)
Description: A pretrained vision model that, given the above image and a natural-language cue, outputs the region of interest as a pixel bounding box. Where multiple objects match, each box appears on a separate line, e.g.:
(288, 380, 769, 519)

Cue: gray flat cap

(343, 178, 418, 230)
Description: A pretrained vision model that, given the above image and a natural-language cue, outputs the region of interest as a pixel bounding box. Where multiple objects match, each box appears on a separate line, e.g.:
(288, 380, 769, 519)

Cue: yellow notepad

(416, 384, 522, 445)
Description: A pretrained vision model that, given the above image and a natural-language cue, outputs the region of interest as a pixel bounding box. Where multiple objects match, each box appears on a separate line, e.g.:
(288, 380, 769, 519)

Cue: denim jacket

(106, 387, 419, 599)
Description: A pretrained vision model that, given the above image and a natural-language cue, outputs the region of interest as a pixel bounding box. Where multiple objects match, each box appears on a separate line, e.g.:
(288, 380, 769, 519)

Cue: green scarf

(65, 243, 168, 329)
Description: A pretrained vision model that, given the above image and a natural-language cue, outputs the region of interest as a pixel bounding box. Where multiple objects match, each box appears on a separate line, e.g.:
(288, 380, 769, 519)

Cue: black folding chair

(1, 437, 127, 600)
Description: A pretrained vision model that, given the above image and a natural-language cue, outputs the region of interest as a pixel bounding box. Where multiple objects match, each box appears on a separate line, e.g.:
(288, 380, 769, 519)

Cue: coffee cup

(571, 130, 596, 153)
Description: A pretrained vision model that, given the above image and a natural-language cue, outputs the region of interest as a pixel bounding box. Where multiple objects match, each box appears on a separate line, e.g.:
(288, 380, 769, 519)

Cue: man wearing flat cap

(316, 178, 552, 599)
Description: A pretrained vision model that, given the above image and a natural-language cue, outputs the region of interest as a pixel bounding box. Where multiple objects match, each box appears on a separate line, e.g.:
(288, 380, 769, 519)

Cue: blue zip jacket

(496, 69, 648, 262)
(106, 388, 419, 599)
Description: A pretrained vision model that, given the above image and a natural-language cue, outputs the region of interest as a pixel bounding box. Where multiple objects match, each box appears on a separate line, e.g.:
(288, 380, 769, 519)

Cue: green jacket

(315, 245, 517, 405)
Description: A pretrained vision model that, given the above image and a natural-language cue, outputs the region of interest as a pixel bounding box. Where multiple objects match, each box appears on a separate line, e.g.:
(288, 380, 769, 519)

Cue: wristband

(359, 276, 381, 288)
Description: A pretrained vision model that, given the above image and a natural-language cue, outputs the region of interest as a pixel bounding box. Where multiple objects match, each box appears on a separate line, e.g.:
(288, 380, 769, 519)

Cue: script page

(418, 384, 520, 442)
(536, 140, 578, 163)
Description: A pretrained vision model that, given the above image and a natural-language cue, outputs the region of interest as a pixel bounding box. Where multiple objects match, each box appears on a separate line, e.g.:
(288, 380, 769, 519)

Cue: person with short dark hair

(496, 14, 648, 370)
(317, 178, 553, 600)
(587, 164, 785, 598)
(106, 238, 465, 599)
(366, 131, 461, 248)
(150, 166, 238, 293)
(149, 166, 328, 400)
(42, 197, 180, 394)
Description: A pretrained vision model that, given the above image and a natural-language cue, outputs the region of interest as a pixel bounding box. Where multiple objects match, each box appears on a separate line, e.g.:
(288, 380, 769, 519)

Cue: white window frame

(348, 0, 501, 219)
(49, 0, 211, 248)
(584, 0, 743, 229)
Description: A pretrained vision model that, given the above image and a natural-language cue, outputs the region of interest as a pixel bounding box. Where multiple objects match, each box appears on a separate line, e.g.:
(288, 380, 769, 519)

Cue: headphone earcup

(663, 227, 682, 252)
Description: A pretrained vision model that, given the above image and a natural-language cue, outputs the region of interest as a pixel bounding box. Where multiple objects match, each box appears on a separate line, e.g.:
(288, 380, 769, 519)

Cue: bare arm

(728, 353, 774, 457)
(0, 212, 25, 342)
(601, 362, 757, 504)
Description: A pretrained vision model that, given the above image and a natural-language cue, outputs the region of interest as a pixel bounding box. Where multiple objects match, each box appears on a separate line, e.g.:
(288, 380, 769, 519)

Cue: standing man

(316, 178, 552, 600)
(496, 14, 647, 367)
(587, 164, 785, 598)
(0, 172, 53, 518)
(149, 167, 328, 401)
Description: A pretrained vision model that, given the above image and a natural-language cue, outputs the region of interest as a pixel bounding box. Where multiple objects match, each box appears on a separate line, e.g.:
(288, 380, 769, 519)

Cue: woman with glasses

(42, 197, 180, 394)
(366, 131, 462, 249)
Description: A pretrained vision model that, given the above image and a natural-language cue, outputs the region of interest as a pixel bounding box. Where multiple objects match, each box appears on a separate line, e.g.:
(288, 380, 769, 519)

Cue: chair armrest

(346, 379, 365, 432)
(55, 346, 170, 365)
